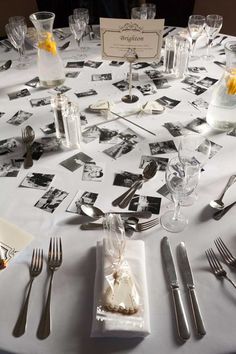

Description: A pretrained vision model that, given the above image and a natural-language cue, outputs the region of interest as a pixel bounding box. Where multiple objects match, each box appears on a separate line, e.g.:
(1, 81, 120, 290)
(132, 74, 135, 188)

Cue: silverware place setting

(80, 204, 152, 220)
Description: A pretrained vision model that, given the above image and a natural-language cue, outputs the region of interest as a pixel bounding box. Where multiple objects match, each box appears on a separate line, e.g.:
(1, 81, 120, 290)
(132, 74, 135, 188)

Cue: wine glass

(73, 8, 89, 51)
(68, 15, 86, 58)
(203, 14, 223, 60)
(9, 16, 29, 61)
(160, 156, 200, 233)
(140, 3, 156, 19)
(5, 22, 27, 69)
(188, 15, 205, 59)
(131, 7, 148, 19)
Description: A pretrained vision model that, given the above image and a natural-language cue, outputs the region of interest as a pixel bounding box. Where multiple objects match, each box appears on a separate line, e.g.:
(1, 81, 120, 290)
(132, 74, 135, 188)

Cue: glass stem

(128, 62, 133, 99)
(173, 197, 180, 221)
(191, 39, 196, 56)
(76, 38, 81, 50)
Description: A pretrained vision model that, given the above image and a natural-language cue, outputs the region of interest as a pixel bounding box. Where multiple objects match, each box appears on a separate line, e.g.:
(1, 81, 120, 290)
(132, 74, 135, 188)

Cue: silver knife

(178, 242, 206, 337)
(161, 237, 190, 341)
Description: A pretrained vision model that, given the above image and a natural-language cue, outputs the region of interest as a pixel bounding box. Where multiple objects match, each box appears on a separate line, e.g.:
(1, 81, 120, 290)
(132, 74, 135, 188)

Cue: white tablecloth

(0, 26, 236, 354)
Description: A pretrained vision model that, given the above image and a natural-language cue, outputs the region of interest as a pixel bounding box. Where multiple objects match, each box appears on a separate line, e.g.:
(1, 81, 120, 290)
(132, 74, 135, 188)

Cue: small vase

(206, 41, 236, 131)
(30, 11, 65, 88)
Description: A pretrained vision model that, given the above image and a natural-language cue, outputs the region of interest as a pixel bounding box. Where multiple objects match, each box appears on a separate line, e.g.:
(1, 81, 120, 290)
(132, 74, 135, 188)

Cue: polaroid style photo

(149, 140, 177, 155)
(30, 96, 51, 107)
(75, 89, 98, 98)
(66, 61, 84, 68)
(156, 183, 172, 201)
(80, 113, 88, 126)
(127, 72, 139, 81)
(191, 98, 209, 110)
(109, 61, 124, 66)
(99, 128, 120, 144)
(118, 128, 140, 145)
(113, 171, 142, 188)
(132, 62, 150, 70)
(183, 84, 207, 96)
(34, 187, 68, 213)
(0, 159, 23, 177)
(0, 112, 5, 118)
(185, 117, 209, 134)
(91, 73, 112, 81)
(29, 142, 44, 160)
(0, 138, 18, 156)
(20, 172, 54, 190)
(82, 162, 104, 182)
(60, 152, 92, 172)
(136, 84, 157, 96)
(156, 96, 180, 109)
(227, 128, 236, 137)
(25, 77, 40, 88)
(103, 141, 135, 160)
(84, 60, 103, 68)
(65, 71, 80, 78)
(188, 66, 207, 74)
(128, 194, 161, 215)
(196, 77, 218, 89)
(205, 141, 222, 159)
(149, 59, 163, 69)
(82, 126, 100, 143)
(67, 190, 98, 214)
(8, 88, 31, 101)
(153, 78, 170, 89)
(40, 122, 56, 135)
(7, 110, 33, 126)
(145, 69, 163, 80)
(113, 80, 130, 92)
(39, 137, 61, 152)
(53, 85, 71, 94)
(163, 122, 185, 137)
(181, 75, 200, 85)
(139, 155, 169, 171)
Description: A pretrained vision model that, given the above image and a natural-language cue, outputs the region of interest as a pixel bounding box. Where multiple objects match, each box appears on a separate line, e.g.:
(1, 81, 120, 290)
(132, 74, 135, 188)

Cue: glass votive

(173, 35, 190, 78)
(163, 36, 175, 74)
(63, 102, 81, 149)
(51, 93, 68, 145)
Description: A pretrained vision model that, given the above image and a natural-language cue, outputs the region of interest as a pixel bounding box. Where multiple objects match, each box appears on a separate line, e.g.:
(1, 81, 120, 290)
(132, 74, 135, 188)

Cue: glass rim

(30, 11, 55, 22)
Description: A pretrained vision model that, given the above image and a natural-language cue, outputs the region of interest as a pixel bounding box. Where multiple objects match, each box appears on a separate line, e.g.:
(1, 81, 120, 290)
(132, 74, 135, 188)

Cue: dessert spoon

(210, 175, 236, 210)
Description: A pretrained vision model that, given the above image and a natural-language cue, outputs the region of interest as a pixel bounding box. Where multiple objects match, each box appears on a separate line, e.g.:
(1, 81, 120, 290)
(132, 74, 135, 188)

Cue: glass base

(40, 78, 65, 88)
(122, 94, 139, 103)
(160, 210, 188, 233)
(179, 192, 198, 207)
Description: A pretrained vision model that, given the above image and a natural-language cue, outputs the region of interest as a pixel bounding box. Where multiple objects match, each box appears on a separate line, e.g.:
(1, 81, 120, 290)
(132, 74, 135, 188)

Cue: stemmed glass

(131, 7, 148, 19)
(160, 156, 200, 233)
(203, 14, 223, 60)
(73, 8, 89, 51)
(68, 15, 86, 58)
(188, 15, 205, 59)
(5, 21, 28, 69)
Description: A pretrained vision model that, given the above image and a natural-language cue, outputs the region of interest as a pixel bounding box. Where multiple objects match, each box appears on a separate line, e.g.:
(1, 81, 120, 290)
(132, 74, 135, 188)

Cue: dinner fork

(22, 125, 35, 169)
(13, 248, 43, 337)
(37, 237, 62, 339)
(214, 237, 236, 268)
(205, 248, 236, 289)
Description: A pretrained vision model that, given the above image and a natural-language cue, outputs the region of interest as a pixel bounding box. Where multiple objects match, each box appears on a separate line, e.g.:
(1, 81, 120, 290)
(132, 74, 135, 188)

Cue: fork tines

(48, 237, 62, 264)
(31, 248, 44, 273)
(205, 248, 222, 276)
(214, 237, 236, 267)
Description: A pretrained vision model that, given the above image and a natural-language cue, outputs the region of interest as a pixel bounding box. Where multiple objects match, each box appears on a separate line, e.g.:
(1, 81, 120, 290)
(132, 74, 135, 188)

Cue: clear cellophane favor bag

(96, 213, 144, 328)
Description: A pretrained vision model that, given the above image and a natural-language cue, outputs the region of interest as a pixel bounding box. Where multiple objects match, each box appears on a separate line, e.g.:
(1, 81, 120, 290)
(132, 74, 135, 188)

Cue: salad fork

(214, 237, 236, 268)
(205, 248, 236, 289)
(13, 248, 43, 337)
(37, 237, 62, 339)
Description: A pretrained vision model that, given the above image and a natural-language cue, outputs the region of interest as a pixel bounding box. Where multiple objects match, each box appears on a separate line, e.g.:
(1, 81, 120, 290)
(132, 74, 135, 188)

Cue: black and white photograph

(183, 84, 207, 96)
(60, 152, 92, 172)
(113, 80, 130, 92)
(65, 71, 80, 78)
(80, 113, 88, 126)
(145, 69, 163, 80)
(156, 96, 180, 109)
(227, 128, 236, 137)
(67, 190, 98, 214)
(149, 59, 163, 69)
(84, 60, 103, 68)
(99, 128, 120, 144)
(189, 98, 209, 110)
(113, 170, 142, 188)
(185, 117, 209, 134)
(66, 61, 84, 68)
(91, 73, 112, 81)
(136, 83, 157, 96)
(20, 172, 55, 190)
(127, 72, 139, 81)
(139, 155, 169, 171)
(118, 128, 140, 145)
(149, 140, 177, 155)
(34, 187, 68, 213)
(39, 136, 61, 152)
(128, 194, 161, 215)
(132, 62, 150, 70)
(8, 88, 31, 100)
(109, 61, 124, 66)
(196, 76, 218, 88)
(0, 112, 5, 118)
(163, 122, 185, 137)
(181, 75, 200, 85)
(7, 110, 33, 126)
(156, 183, 172, 200)
(198, 140, 222, 159)
(82, 162, 104, 182)
(188, 66, 207, 74)
(40, 122, 56, 135)
(25, 77, 40, 88)
(53, 85, 71, 94)
(28, 142, 44, 160)
(75, 89, 98, 98)
(0, 159, 23, 177)
(153, 78, 170, 89)
(30, 96, 51, 107)
(82, 126, 100, 143)
(103, 141, 136, 160)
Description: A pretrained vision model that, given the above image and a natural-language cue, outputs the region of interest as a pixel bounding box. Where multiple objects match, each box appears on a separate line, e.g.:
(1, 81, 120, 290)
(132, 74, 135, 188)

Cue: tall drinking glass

(5, 23, 26, 69)
(140, 3, 156, 19)
(68, 15, 86, 58)
(73, 8, 89, 50)
(188, 15, 205, 59)
(131, 7, 148, 19)
(203, 14, 223, 60)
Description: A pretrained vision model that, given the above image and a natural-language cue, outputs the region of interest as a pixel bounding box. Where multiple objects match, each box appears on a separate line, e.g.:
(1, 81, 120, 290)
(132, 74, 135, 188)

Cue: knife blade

(178, 242, 206, 337)
(161, 237, 190, 341)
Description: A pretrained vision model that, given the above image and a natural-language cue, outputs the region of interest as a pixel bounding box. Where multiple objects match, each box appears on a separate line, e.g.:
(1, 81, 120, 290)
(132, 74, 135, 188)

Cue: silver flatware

(0, 60, 12, 72)
(80, 204, 152, 220)
(58, 41, 70, 50)
(22, 126, 35, 169)
(178, 242, 206, 337)
(213, 200, 236, 220)
(13, 249, 43, 337)
(37, 237, 62, 340)
(210, 174, 236, 209)
(214, 237, 236, 267)
(205, 248, 236, 288)
(161, 237, 190, 341)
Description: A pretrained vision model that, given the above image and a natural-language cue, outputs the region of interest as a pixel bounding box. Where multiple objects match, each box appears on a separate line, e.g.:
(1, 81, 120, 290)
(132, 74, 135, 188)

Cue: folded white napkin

(91, 239, 151, 338)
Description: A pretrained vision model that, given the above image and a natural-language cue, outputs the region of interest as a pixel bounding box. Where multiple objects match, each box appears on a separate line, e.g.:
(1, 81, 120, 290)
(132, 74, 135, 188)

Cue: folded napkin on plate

(91, 239, 151, 338)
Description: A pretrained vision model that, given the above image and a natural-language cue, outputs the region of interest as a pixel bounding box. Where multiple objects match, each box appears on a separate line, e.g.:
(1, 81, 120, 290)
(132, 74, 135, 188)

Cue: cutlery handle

(213, 202, 236, 220)
(118, 210, 152, 219)
(218, 175, 236, 201)
(172, 287, 190, 341)
(24, 147, 33, 169)
(81, 223, 103, 230)
(188, 288, 206, 337)
(112, 180, 141, 207)
(118, 180, 143, 209)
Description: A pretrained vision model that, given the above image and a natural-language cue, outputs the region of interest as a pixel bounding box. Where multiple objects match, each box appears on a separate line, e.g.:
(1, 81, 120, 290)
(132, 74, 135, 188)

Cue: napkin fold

(91, 239, 151, 338)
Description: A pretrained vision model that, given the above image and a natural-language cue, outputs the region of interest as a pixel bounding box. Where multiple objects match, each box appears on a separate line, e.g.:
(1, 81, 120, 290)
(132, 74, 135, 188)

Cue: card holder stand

(122, 48, 139, 104)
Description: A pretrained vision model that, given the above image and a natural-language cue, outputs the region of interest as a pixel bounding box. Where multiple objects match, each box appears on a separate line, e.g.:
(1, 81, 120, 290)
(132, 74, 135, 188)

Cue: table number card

(100, 18, 164, 62)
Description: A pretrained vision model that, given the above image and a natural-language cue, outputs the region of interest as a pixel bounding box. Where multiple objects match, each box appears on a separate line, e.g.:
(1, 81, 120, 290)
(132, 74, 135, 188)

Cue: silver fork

(37, 237, 62, 339)
(214, 237, 236, 268)
(205, 248, 236, 288)
(13, 249, 43, 337)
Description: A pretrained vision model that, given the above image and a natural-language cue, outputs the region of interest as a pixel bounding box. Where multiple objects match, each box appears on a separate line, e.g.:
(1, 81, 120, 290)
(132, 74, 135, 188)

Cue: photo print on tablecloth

(75, 89, 98, 98)
(30, 96, 51, 107)
(128, 194, 161, 215)
(188, 66, 207, 74)
(66, 61, 84, 68)
(109, 61, 124, 66)
(34, 187, 68, 213)
(7, 110, 33, 126)
(53, 85, 71, 94)
(127, 72, 139, 81)
(113, 80, 131, 92)
(99, 128, 120, 144)
(19, 172, 55, 190)
(149, 140, 177, 155)
(156, 96, 180, 109)
(84, 60, 103, 68)
(82, 162, 104, 182)
(227, 128, 236, 137)
(150, 59, 163, 68)
(0, 112, 5, 118)
(80, 113, 88, 126)
(8, 88, 31, 100)
(60, 152, 92, 172)
(28, 137, 61, 160)
(132, 62, 150, 70)
(65, 71, 80, 78)
(0, 138, 18, 156)
(118, 128, 141, 144)
(113, 170, 142, 188)
(136, 83, 157, 96)
(156, 183, 172, 201)
(181, 75, 200, 85)
(183, 84, 207, 96)
(67, 190, 98, 214)
(40, 122, 56, 135)
(185, 117, 210, 134)
(25, 77, 40, 88)
(200, 140, 222, 159)
(163, 122, 186, 137)
(0, 159, 23, 177)
(188, 97, 209, 111)
(91, 73, 112, 81)
(139, 155, 169, 171)
(196, 77, 218, 89)
(82, 126, 100, 143)
(103, 141, 136, 160)
(145, 69, 163, 80)
(153, 78, 170, 89)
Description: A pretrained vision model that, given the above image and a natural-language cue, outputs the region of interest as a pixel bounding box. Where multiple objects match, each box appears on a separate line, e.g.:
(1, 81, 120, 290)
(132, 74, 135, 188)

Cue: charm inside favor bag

(88, 100, 115, 119)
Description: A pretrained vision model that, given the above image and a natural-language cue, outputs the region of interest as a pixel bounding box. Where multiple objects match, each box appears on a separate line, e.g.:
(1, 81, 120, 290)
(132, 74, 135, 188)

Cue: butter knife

(161, 237, 190, 341)
(178, 242, 206, 337)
